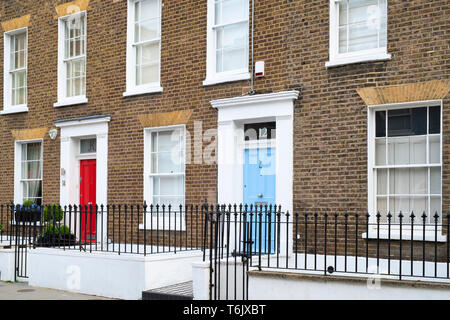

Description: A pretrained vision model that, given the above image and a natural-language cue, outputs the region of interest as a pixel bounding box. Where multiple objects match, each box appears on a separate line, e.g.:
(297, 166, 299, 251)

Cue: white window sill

(123, 85, 163, 97)
(1, 105, 29, 115)
(203, 72, 251, 86)
(362, 230, 447, 243)
(138, 214, 187, 232)
(325, 53, 392, 68)
(54, 96, 88, 108)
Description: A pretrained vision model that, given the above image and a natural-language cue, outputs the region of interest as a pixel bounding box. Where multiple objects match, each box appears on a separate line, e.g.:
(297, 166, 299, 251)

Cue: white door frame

(55, 115, 110, 243)
(211, 90, 299, 256)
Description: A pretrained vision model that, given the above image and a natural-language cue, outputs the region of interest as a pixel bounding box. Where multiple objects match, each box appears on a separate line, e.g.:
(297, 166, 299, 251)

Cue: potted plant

(14, 200, 42, 223)
(35, 224, 76, 247)
(58, 225, 77, 245)
(43, 204, 64, 223)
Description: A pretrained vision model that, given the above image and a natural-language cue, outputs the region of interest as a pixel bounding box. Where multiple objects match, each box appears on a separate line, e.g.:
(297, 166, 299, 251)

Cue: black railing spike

(434, 212, 440, 221)
(410, 211, 415, 220)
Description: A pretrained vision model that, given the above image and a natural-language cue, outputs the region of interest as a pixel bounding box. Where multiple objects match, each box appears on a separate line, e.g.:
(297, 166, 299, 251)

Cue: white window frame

(14, 139, 43, 206)
(203, 0, 251, 86)
(326, 0, 391, 68)
(2, 28, 29, 115)
(366, 100, 445, 242)
(124, 0, 163, 97)
(54, 11, 88, 108)
(141, 125, 186, 231)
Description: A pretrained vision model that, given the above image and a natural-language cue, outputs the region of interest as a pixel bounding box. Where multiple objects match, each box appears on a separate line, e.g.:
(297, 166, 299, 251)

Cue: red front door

(80, 159, 96, 243)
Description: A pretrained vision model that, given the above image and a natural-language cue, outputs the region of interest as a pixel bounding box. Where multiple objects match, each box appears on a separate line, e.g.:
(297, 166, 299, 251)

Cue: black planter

(14, 210, 42, 223)
(35, 234, 77, 247)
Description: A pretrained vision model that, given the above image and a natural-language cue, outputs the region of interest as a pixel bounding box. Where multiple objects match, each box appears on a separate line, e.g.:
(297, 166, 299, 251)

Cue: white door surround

(55, 115, 110, 207)
(211, 90, 298, 212)
(211, 90, 299, 255)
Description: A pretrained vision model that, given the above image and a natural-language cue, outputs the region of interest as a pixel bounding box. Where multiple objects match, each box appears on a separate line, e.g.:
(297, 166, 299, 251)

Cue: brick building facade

(0, 0, 448, 254)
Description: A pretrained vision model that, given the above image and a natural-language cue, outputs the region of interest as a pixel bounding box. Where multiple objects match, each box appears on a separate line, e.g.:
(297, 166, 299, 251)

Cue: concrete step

(142, 281, 193, 300)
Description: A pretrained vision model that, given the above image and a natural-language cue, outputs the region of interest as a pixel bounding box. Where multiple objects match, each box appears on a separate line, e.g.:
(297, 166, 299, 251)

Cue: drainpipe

(248, 0, 256, 95)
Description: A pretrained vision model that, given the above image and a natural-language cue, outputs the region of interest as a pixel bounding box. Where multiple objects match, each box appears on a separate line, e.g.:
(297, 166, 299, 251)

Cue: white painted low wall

(28, 248, 203, 300)
(192, 258, 247, 300)
(192, 261, 210, 300)
(248, 269, 450, 300)
(0, 249, 15, 282)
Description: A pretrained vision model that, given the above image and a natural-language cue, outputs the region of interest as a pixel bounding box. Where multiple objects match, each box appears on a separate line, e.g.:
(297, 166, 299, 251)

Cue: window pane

(389, 196, 411, 216)
(388, 136, 426, 165)
(141, 64, 159, 84)
(23, 181, 42, 206)
(80, 139, 97, 154)
(157, 131, 175, 152)
(375, 139, 386, 165)
(338, 26, 348, 53)
(388, 108, 427, 137)
(140, 0, 159, 20)
(153, 176, 184, 196)
(26, 143, 41, 161)
(376, 197, 387, 215)
(151, 132, 158, 153)
(429, 106, 440, 134)
(339, 0, 386, 53)
(157, 196, 184, 208)
(430, 167, 441, 195)
(66, 59, 85, 97)
(216, 22, 248, 73)
(348, 21, 378, 52)
(410, 197, 427, 218)
(375, 111, 386, 137)
(430, 196, 441, 219)
(215, 0, 247, 25)
(135, 1, 140, 22)
(429, 135, 440, 164)
(389, 168, 427, 195)
(22, 161, 41, 180)
(17, 88, 26, 105)
(376, 169, 387, 195)
(139, 18, 160, 41)
(157, 152, 183, 174)
(136, 42, 160, 85)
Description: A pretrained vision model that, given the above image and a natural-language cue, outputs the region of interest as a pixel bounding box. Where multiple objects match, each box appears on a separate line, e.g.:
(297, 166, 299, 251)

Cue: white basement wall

(248, 270, 450, 300)
(28, 248, 203, 300)
(0, 249, 15, 282)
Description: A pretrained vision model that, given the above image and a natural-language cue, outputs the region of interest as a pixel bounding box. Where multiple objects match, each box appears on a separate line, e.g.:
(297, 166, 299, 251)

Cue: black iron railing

(246, 211, 450, 281)
(202, 206, 450, 300)
(0, 203, 207, 256)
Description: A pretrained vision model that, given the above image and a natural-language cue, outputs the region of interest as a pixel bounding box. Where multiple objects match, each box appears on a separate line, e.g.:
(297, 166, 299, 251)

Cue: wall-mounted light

(49, 129, 58, 140)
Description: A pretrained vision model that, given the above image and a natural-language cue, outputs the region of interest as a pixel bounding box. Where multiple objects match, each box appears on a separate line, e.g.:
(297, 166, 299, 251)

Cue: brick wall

(0, 0, 448, 256)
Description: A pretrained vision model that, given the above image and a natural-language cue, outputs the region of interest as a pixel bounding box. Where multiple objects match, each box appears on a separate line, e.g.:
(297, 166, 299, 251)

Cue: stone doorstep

(247, 269, 450, 290)
(142, 281, 194, 300)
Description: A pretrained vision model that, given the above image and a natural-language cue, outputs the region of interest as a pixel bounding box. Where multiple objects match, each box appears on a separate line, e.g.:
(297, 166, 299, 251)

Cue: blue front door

(243, 147, 276, 253)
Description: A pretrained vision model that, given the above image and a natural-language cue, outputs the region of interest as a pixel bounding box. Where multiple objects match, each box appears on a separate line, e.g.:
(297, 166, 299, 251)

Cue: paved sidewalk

(0, 281, 113, 300)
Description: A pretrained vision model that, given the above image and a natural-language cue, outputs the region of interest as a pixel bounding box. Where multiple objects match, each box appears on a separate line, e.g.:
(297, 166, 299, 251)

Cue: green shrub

(43, 205, 64, 222)
(59, 225, 71, 236)
(0, 224, 3, 232)
(43, 225, 59, 236)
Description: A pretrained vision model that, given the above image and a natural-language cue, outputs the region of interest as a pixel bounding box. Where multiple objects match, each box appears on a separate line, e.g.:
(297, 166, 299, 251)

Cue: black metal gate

(13, 205, 39, 281)
(203, 205, 282, 300)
